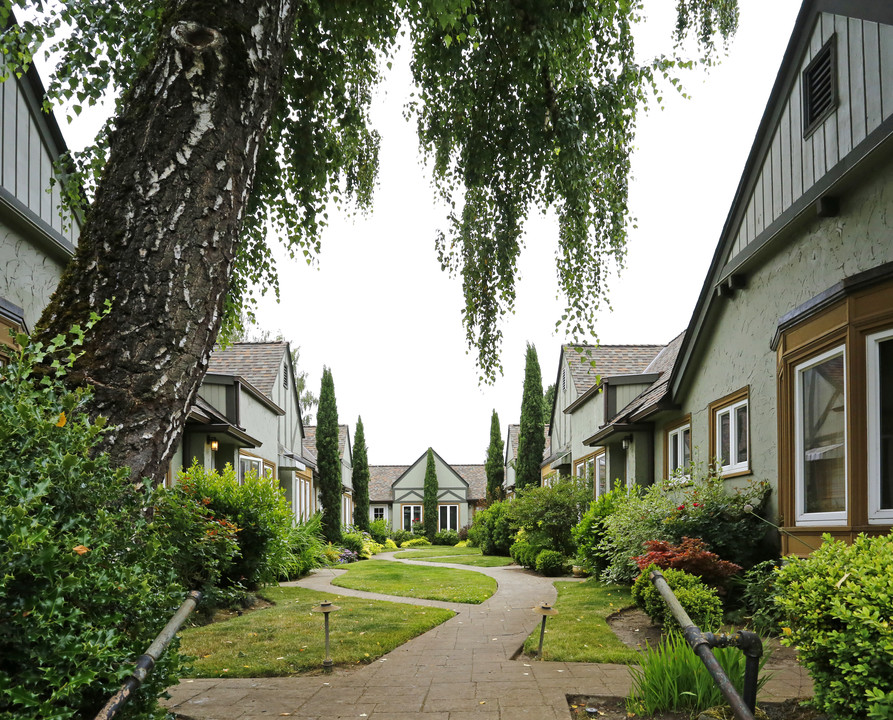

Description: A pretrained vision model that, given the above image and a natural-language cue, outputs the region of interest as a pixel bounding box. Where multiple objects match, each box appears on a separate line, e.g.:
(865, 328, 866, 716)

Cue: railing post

(649, 570, 759, 720)
(94, 590, 202, 720)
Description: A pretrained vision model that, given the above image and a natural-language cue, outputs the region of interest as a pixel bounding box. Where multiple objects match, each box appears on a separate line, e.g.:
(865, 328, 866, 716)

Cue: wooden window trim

(663, 414, 691, 480)
(708, 387, 751, 479)
(776, 276, 893, 554)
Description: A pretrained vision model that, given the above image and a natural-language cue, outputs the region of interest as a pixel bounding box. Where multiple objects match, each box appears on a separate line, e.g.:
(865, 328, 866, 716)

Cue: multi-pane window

(868, 329, 893, 523)
(795, 346, 846, 525)
(402, 504, 422, 531)
(438, 504, 459, 532)
(240, 455, 263, 482)
(716, 399, 748, 474)
(373, 506, 385, 522)
(668, 423, 691, 477)
(596, 453, 607, 497)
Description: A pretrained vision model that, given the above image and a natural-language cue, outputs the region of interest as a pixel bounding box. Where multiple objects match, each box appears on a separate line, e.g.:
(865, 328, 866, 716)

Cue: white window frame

(372, 506, 385, 522)
(868, 328, 893, 523)
(668, 423, 691, 479)
(239, 455, 263, 483)
(594, 452, 607, 498)
(715, 399, 749, 475)
(795, 345, 847, 526)
(438, 504, 459, 532)
(402, 504, 422, 531)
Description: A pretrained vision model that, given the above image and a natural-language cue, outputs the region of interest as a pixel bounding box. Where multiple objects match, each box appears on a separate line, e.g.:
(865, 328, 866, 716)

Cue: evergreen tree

(423, 448, 438, 540)
(516, 344, 545, 491)
(485, 410, 505, 504)
(352, 416, 370, 532)
(317, 367, 341, 543)
(542, 384, 555, 425)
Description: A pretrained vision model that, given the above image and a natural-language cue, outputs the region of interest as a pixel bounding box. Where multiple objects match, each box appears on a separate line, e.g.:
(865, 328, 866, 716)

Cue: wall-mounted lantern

(209, 437, 219, 452)
(533, 602, 558, 660)
(311, 600, 341, 670)
(621, 435, 633, 451)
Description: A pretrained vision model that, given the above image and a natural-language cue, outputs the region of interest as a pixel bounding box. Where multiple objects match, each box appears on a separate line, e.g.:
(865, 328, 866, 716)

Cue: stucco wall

(0, 224, 67, 330)
(656, 155, 893, 520)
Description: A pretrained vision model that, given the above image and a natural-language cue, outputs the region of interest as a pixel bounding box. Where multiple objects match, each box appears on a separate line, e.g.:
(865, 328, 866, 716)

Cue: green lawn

(179, 586, 454, 677)
(331, 559, 497, 603)
(395, 546, 514, 567)
(523, 579, 639, 664)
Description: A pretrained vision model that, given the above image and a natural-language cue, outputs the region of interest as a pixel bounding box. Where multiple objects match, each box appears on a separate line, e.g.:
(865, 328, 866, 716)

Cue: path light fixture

(311, 600, 341, 670)
(533, 602, 558, 660)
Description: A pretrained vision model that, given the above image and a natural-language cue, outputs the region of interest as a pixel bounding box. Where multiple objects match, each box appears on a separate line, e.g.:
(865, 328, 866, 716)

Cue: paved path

(164, 553, 812, 719)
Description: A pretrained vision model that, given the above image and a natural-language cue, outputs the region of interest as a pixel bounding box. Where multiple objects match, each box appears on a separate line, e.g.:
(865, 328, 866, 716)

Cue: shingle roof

(207, 342, 287, 399)
(452, 465, 486, 501)
(303, 425, 350, 462)
(613, 331, 686, 422)
(368, 466, 408, 502)
(505, 423, 550, 464)
(563, 344, 664, 395)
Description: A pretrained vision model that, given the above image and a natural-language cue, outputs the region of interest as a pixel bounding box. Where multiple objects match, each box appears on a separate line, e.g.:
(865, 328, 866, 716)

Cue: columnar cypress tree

(485, 410, 505, 504)
(515, 343, 545, 491)
(317, 367, 341, 543)
(423, 448, 438, 540)
(352, 416, 370, 532)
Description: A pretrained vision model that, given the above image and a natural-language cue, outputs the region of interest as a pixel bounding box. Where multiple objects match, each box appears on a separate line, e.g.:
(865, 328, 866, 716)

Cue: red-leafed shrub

(633, 537, 741, 585)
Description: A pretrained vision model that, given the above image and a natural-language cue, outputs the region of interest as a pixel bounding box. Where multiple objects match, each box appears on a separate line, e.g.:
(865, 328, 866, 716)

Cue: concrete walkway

(163, 553, 812, 720)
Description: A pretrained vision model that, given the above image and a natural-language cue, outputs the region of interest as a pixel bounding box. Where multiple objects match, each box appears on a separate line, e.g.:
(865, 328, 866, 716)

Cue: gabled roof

(563, 344, 664, 395)
(302, 425, 351, 463)
(670, 0, 893, 398)
(208, 342, 288, 399)
(505, 423, 551, 466)
(368, 466, 408, 502)
(452, 465, 486, 501)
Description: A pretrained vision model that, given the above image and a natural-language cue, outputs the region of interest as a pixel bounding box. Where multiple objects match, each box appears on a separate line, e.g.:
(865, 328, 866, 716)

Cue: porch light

(209, 437, 219, 452)
(621, 435, 633, 451)
(533, 602, 558, 660)
(311, 600, 341, 670)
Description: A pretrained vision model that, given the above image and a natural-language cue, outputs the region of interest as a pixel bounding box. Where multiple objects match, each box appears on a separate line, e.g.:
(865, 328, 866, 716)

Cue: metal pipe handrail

(649, 569, 761, 720)
(94, 590, 202, 720)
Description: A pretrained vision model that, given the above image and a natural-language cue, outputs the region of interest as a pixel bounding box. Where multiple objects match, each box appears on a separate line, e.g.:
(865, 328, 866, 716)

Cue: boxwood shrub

(632, 565, 723, 631)
(774, 534, 893, 719)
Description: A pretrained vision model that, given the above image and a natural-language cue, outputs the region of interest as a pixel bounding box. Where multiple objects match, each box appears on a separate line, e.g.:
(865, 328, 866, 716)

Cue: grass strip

(331, 559, 496, 603)
(395, 547, 513, 567)
(523, 579, 639, 664)
(179, 586, 453, 677)
(393, 546, 484, 558)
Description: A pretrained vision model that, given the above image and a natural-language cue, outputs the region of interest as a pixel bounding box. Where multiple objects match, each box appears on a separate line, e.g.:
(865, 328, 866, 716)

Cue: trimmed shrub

(535, 549, 566, 577)
(412, 520, 425, 536)
(632, 566, 723, 631)
(508, 478, 590, 558)
(384, 538, 398, 550)
(401, 537, 432, 548)
(774, 534, 893, 719)
(510, 538, 539, 570)
(369, 518, 389, 544)
(0, 331, 186, 719)
(433, 529, 459, 546)
(390, 528, 413, 545)
(467, 500, 516, 555)
(633, 537, 742, 586)
(572, 487, 626, 574)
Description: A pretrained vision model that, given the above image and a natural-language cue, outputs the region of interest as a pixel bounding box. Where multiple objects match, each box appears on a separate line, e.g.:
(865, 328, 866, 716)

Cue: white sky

(56, 2, 803, 466)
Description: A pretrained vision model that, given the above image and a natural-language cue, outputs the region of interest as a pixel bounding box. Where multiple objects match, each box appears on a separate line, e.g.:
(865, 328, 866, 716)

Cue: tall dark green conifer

(485, 410, 505, 504)
(352, 416, 370, 532)
(423, 448, 438, 540)
(516, 343, 545, 491)
(317, 367, 341, 543)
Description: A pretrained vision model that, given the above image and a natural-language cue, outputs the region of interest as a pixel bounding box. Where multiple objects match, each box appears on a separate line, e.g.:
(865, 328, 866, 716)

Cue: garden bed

(567, 695, 822, 719)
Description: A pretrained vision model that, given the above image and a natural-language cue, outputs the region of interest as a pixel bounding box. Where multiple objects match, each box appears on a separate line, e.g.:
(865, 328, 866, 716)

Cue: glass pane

(670, 431, 679, 471)
(414, 506, 422, 524)
(880, 339, 893, 509)
(450, 505, 458, 530)
(682, 428, 691, 468)
(736, 405, 748, 464)
(403, 506, 412, 530)
(719, 412, 731, 466)
(800, 353, 846, 514)
(597, 455, 607, 497)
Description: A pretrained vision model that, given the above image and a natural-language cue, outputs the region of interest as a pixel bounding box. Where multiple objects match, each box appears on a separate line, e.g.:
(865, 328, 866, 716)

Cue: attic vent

(802, 34, 836, 137)
(283, 363, 288, 390)
(562, 368, 567, 393)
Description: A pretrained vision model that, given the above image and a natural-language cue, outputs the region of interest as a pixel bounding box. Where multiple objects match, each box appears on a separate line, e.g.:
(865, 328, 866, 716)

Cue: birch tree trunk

(36, 0, 299, 485)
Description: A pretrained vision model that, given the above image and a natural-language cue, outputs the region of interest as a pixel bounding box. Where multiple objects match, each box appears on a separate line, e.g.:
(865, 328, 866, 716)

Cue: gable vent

(802, 34, 837, 137)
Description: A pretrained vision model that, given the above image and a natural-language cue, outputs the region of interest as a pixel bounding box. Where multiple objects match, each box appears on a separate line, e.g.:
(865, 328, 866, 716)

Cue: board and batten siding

(727, 13, 893, 265)
(0, 62, 78, 245)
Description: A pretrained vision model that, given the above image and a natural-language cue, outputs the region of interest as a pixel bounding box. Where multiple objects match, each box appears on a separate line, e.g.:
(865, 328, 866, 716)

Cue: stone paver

(164, 552, 811, 719)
